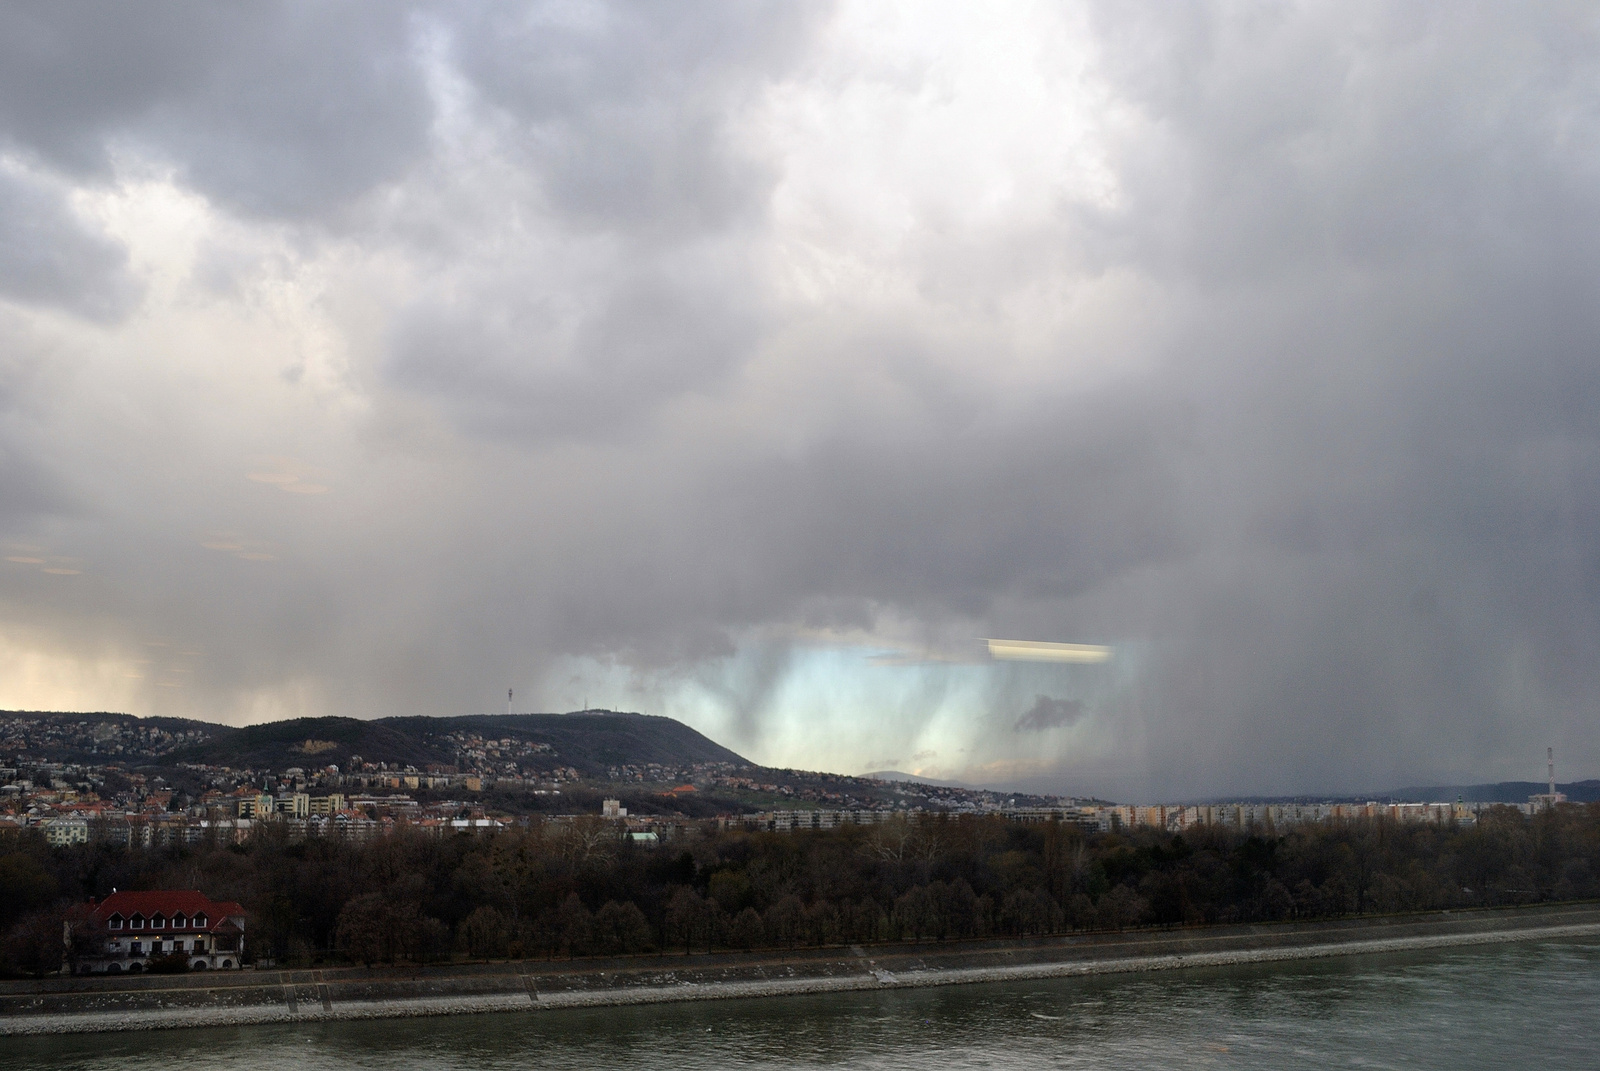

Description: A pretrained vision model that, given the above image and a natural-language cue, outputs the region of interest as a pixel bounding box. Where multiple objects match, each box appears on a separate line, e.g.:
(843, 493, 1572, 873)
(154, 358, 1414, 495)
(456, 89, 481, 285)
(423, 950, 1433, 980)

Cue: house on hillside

(39, 815, 89, 846)
(66, 890, 246, 973)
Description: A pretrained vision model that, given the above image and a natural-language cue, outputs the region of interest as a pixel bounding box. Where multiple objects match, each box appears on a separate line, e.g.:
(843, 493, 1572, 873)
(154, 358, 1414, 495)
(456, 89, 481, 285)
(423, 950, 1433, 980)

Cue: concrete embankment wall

(4, 902, 1598, 1036)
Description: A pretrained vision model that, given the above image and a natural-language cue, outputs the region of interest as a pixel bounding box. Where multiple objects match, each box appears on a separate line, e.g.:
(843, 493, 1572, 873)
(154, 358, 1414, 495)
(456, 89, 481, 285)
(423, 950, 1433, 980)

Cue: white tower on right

(1530, 746, 1567, 810)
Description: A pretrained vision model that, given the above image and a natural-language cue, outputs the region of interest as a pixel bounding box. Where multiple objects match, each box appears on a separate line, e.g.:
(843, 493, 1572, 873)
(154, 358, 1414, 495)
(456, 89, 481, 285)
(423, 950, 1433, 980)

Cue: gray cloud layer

(0, 1, 1597, 799)
(0, 2, 431, 217)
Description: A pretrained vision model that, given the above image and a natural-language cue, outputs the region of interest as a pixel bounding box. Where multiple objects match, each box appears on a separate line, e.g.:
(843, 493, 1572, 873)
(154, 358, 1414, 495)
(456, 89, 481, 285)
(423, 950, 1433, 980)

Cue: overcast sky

(1, 1, 1597, 800)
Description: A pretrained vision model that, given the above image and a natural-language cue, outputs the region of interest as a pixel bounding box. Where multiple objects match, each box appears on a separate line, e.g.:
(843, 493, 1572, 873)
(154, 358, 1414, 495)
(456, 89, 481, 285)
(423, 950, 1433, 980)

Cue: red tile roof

(86, 890, 245, 932)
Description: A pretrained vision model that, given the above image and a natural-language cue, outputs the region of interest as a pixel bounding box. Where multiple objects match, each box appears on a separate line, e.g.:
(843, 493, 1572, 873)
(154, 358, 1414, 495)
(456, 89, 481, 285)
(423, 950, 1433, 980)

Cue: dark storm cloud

(547, 1, 1600, 795)
(2, 2, 1599, 800)
(1015, 696, 1083, 733)
(1008, 1, 1600, 796)
(384, 2, 828, 437)
(449, 1, 819, 233)
(387, 246, 767, 437)
(0, 2, 431, 218)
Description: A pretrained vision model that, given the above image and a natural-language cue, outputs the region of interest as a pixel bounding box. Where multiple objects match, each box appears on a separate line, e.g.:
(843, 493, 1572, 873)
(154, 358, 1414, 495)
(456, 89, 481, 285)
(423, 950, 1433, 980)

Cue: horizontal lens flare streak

(985, 639, 1112, 663)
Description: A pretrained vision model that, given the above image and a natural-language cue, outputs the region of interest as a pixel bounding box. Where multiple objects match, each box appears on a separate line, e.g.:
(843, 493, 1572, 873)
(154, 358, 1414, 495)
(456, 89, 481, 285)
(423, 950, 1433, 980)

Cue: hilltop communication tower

(1530, 746, 1567, 810)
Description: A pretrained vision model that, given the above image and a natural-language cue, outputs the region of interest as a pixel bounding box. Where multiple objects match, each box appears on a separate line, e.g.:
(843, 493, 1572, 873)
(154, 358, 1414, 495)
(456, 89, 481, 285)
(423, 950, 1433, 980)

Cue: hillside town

(0, 712, 1550, 852)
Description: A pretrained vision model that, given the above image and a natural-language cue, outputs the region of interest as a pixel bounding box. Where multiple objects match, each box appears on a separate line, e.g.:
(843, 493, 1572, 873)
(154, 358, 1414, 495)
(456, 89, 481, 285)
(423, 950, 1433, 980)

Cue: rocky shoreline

(4, 902, 1598, 1036)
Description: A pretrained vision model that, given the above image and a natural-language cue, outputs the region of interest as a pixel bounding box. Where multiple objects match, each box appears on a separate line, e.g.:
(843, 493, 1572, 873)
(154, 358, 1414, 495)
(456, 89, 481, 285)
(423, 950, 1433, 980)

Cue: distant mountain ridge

(0, 709, 749, 774)
(863, 770, 985, 791)
(1379, 780, 1600, 804)
(1181, 779, 1600, 806)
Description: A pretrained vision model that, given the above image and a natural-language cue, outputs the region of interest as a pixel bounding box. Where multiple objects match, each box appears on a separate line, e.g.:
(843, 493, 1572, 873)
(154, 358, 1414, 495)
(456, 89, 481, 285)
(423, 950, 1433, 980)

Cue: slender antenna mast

(1549, 746, 1556, 798)
(508, 687, 513, 717)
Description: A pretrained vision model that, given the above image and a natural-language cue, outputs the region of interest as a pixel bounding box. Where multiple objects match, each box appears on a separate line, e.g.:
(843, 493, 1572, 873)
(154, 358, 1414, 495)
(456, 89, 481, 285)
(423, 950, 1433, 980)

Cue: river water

(5, 936, 1598, 1070)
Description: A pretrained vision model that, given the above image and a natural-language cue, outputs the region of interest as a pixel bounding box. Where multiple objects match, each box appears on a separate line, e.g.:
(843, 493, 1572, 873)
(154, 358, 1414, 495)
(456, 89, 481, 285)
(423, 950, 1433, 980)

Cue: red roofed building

(67, 890, 246, 974)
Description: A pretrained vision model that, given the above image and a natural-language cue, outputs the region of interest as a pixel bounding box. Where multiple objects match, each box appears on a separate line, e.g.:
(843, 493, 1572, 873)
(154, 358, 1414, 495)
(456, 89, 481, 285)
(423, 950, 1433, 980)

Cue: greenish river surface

(5, 936, 1597, 1069)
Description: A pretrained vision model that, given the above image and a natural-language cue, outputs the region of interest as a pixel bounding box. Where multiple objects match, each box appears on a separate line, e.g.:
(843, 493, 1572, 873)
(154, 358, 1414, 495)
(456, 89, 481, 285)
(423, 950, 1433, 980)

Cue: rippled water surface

(5, 938, 1598, 1070)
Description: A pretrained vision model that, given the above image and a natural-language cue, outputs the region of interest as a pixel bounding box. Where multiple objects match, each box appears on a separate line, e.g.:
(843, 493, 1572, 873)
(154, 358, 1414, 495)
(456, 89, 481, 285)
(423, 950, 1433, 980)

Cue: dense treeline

(4, 805, 1599, 976)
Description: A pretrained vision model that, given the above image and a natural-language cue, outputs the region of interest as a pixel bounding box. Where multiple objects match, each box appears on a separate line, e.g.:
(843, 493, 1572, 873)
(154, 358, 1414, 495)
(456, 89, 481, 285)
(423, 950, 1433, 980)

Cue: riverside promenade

(5, 902, 1599, 1036)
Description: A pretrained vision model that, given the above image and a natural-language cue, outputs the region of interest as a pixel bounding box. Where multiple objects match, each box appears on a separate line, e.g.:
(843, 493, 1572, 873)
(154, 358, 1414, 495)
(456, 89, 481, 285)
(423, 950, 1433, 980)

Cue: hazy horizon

(3, 3, 1599, 800)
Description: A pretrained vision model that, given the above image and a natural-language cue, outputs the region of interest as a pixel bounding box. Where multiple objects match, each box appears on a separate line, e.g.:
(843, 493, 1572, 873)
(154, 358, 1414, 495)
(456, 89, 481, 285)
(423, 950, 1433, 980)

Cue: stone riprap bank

(4, 902, 1599, 1035)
